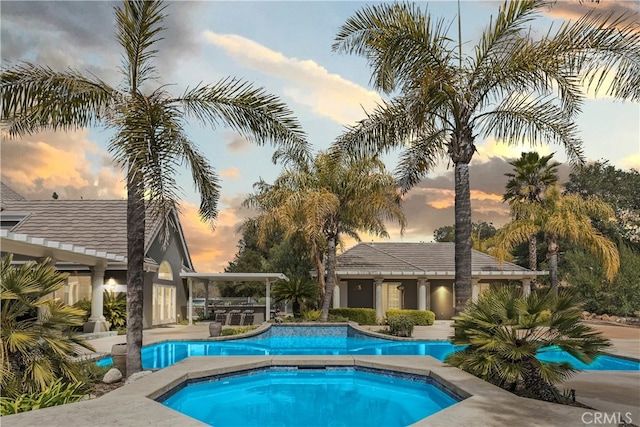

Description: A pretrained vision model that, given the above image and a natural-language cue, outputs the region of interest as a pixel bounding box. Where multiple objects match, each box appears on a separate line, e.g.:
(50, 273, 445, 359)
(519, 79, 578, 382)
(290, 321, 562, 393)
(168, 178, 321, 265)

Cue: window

(158, 261, 173, 280)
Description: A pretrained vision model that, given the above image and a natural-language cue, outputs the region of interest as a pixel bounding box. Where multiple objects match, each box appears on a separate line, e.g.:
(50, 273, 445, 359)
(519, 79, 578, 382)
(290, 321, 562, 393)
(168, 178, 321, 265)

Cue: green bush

(328, 308, 377, 325)
(385, 309, 435, 326)
(103, 292, 126, 331)
(0, 379, 85, 415)
(220, 326, 256, 336)
(327, 314, 349, 323)
(387, 315, 414, 337)
(301, 309, 322, 321)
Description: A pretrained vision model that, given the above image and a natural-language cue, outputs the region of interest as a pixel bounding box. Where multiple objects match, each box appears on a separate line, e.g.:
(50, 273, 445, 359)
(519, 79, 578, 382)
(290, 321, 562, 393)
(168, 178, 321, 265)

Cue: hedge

(387, 315, 414, 337)
(328, 308, 377, 325)
(385, 309, 435, 326)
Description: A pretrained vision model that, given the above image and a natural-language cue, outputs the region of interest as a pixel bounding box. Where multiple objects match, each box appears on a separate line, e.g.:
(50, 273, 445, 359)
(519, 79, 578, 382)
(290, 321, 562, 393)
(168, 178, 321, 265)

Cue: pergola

(179, 272, 289, 324)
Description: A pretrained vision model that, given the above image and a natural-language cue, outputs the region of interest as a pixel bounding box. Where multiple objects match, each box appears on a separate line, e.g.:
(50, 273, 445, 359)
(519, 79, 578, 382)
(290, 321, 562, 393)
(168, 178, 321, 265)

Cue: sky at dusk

(2, 1, 639, 272)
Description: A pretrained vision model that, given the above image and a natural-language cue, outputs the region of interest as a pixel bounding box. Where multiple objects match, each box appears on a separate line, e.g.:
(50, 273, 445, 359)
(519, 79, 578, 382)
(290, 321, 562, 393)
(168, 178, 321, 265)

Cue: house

(332, 242, 545, 320)
(0, 182, 194, 332)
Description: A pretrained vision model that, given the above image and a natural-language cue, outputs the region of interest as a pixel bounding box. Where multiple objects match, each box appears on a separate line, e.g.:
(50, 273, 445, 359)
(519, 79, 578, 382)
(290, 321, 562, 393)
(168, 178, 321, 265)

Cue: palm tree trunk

(126, 171, 145, 377)
(321, 236, 337, 321)
(528, 234, 537, 288)
(311, 240, 325, 302)
(454, 162, 473, 316)
(547, 234, 559, 294)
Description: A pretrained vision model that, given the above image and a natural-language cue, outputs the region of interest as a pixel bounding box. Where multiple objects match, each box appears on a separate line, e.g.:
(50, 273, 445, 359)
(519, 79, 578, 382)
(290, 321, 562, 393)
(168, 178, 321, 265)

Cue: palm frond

(0, 63, 115, 136)
(177, 78, 309, 165)
(479, 93, 585, 165)
(115, 0, 167, 89)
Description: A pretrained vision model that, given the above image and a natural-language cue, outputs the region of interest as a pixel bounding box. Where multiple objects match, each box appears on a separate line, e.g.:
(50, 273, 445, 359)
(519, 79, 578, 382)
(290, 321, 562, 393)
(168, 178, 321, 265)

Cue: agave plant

(0, 255, 94, 397)
(446, 286, 610, 402)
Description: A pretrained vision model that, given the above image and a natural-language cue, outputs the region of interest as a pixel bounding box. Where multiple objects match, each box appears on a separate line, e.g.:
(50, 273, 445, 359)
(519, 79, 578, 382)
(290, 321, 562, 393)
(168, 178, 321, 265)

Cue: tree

(1, 1, 307, 376)
(504, 152, 560, 279)
(0, 255, 94, 397)
(495, 184, 620, 293)
(433, 225, 455, 243)
(246, 151, 406, 321)
(565, 161, 640, 247)
(447, 286, 610, 403)
(271, 278, 318, 316)
(331, 0, 640, 315)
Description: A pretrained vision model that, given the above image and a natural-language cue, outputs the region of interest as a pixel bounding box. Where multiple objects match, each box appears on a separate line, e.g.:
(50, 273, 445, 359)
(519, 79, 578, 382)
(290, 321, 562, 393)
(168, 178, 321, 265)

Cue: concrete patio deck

(3, 320, 638, 427)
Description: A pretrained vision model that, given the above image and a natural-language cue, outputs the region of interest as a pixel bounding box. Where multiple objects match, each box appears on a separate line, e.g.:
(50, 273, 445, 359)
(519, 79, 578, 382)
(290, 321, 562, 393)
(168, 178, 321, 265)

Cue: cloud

(1, 1, 204, 89)
(1, 130, 125, 200)
(178, 197, 255, 273)
(621, 152, 640, 170)
(226, 134, 252, 154)
(202, 31, 382, 125)
(220, 167, 241, 179)
(545, 0, 639, 24)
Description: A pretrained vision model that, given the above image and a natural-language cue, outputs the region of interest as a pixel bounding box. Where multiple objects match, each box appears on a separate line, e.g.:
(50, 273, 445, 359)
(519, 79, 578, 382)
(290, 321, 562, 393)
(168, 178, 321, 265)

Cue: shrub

(328, 308, 377, 325)
(0, 379, 85, 415)
(103, 291, 126, 331)
(1, 255, 94, 397)
(387, 315, 414, 337)
(446, 286, 610, 403)
(385, 309, 435, 326)
(301, 309, 322, 321)
(220, 326, 256, 336)
(327, 314, 349, 323)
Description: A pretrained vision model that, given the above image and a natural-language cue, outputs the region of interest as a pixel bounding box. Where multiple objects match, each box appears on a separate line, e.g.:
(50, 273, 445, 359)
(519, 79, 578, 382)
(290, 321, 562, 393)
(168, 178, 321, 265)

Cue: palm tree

(246, 151, 406, 321)
(446, 286, 610, 402)
(0, 255, 94, 397)
(331, 1, 640, 315)
(503, 152, 560, 279)
(1, 1, 307, 376)
(495, 184, 620, 293)
(271, 278, 318, 316)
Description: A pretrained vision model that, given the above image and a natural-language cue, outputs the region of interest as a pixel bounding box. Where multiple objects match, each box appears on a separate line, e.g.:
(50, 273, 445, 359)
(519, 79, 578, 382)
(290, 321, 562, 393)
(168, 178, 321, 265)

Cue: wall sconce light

(107, 278, 117, 294)
(355, 284, 362, 291)
(396, 285, 405, 291)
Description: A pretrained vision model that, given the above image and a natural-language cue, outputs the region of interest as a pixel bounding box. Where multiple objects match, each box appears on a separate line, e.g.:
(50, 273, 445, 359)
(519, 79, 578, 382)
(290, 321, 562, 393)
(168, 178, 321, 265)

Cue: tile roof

(1, 182, 26, 202)
(2, 200, 160, 258)
(337, 242, 534, 275)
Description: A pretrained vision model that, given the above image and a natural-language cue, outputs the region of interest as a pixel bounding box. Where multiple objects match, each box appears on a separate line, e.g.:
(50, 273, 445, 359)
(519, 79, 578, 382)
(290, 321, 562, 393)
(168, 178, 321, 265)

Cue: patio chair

(229, 310, 242, 326)
(214, 310, 228, 325)
(242, 310, 254, 326)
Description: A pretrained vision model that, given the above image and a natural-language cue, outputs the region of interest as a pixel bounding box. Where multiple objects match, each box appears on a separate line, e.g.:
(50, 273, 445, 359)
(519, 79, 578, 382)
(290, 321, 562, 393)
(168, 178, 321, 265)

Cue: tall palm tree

(503, 152, 560, 279)
(495, 184, 620, 293)
(1, 1, 307, 375)
(331, 0, 640, 315)
(246, 151, 406, 321)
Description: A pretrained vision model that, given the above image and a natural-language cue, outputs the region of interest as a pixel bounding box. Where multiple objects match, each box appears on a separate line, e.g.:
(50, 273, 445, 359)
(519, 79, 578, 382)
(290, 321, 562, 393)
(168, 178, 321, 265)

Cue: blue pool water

(96, 325, 640, 371)
(160, 366, 460, 427)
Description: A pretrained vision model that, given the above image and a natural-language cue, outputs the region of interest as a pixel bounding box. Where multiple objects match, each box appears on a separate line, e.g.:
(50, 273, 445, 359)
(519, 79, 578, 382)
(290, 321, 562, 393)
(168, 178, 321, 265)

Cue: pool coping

(1, 355, 621, 427)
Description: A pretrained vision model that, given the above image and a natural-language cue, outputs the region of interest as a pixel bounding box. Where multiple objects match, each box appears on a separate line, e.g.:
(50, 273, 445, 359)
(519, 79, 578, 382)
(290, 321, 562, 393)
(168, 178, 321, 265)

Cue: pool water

(160, 367, 460, 427)
(96, 325, 640, 371)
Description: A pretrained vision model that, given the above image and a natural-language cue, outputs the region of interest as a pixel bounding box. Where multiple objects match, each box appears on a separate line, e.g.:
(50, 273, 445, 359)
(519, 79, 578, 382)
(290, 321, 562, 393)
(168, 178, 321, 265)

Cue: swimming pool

(97, 325, 640, 371)
(160, 366, 461, 427)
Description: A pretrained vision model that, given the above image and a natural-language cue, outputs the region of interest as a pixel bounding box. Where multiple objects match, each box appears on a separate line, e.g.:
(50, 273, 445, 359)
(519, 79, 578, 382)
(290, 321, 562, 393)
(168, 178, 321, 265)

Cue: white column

(188, 278, 193, 325)
(374, 277, 384, 322)
(426, 280, 431, 311)
(85, 262, 109, 333)
(417, 278, 427, 311)
(332, 283, 341, 308)
(471, 278, 480, 302)
(204, 281, 210, 320)
(265, 279, 271, 321)
(522, 278, 532, 297)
